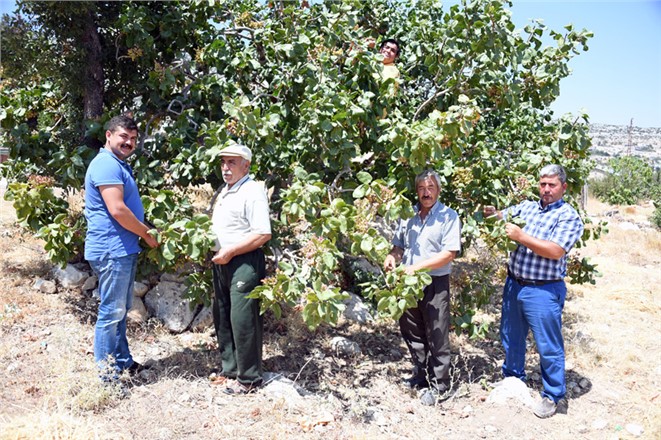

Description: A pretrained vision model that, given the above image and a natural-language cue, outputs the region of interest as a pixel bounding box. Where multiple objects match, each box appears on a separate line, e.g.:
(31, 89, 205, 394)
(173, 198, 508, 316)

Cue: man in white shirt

(210, 144, 271, 394)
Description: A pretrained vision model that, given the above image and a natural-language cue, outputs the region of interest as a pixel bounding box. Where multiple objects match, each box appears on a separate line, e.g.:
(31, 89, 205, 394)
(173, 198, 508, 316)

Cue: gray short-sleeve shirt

(392, 201, 461, 276)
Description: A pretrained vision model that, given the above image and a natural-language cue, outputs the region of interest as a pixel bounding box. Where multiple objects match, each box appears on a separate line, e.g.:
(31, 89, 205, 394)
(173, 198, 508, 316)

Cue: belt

(508, 269, 562, 287)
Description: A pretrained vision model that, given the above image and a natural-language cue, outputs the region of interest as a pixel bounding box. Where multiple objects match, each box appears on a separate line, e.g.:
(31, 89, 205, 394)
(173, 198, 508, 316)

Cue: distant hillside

(589, 124, 661, 168)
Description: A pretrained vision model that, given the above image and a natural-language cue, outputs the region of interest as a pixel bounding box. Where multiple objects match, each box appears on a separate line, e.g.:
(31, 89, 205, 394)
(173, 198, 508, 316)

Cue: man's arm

(99, 184, 159, 248)
(212, 233, 271, 265)
(404, 250, 457, 275)
(505, 224, 565, 260)
(383, 245, 404, 271)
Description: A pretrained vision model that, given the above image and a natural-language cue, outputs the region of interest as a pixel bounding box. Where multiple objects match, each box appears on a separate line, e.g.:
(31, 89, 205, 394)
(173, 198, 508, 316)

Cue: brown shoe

(210, 376, 231, 386)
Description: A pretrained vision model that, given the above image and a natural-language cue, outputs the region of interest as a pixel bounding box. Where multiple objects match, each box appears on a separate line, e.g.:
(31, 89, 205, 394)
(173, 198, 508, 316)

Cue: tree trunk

(81, 8, 104, 121)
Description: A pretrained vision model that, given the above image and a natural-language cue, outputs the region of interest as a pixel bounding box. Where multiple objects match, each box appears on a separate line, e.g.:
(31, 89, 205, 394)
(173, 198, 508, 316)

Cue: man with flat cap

(210, 143, 271, 394)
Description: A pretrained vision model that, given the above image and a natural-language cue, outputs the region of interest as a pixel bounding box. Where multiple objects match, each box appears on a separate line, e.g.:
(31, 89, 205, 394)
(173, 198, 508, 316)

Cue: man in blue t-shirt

(84, 114, 159, 381)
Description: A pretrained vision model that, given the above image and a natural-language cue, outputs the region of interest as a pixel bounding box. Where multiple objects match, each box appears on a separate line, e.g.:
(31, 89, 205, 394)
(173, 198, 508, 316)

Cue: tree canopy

(1, 0, 601, 333)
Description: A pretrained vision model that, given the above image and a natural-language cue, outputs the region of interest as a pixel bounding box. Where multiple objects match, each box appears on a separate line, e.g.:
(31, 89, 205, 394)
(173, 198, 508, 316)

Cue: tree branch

(224, 27, 254, 41)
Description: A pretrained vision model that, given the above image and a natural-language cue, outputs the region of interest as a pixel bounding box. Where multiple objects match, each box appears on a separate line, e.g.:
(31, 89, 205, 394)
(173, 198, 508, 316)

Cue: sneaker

(533, 397, 557, 418)
(127, 361, 151, 376)
(402, 376, 429, 390)
(223, 381, 260, 395)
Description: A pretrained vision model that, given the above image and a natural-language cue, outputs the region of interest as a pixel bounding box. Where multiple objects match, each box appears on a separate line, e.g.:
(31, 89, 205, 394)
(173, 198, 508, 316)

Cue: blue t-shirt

(84, 148, 145, 260)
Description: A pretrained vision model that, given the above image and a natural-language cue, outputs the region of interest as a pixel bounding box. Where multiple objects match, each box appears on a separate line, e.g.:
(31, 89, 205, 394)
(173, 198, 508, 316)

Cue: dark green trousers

(212, 249, 265, 386)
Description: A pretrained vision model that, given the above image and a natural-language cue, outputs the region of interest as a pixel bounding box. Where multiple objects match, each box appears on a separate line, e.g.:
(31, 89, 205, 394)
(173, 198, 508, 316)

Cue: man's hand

(483, 205, 500, 218)
(383, 254, 397, 272)
(212, 248, 235, 265)
(143, 233, 159, 248)
(505, 223, 523, 242)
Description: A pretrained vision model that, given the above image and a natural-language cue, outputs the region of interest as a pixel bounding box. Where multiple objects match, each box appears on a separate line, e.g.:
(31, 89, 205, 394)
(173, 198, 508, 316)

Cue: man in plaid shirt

(484, 164, 584, 418)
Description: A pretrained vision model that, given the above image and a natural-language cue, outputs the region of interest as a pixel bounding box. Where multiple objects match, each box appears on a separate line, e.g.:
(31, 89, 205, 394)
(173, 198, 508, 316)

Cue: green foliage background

(590, 156, 660, 205)
(1, 0, 601, 333)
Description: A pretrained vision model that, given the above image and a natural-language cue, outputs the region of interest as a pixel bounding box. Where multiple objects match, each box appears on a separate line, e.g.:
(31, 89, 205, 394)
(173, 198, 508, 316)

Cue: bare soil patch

(1, 192, 659, 439)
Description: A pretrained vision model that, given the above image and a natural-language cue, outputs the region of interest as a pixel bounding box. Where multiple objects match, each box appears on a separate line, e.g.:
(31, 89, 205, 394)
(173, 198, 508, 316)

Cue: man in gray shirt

(384, 169, 461, 405)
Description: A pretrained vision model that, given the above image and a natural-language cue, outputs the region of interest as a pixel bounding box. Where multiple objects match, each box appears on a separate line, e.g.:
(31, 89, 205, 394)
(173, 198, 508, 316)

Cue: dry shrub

(184, 184, 214, 211)
(624, 205, 637, 214)
(65, 190, 85, 218)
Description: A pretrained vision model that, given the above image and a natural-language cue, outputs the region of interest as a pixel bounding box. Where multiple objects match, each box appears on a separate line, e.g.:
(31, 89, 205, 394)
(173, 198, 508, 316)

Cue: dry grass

(0, 411, 107, 440)
(1, 190, 661, 439)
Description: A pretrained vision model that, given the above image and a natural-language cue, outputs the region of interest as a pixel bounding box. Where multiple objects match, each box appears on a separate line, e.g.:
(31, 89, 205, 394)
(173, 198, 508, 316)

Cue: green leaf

(356, 171, 373, 184)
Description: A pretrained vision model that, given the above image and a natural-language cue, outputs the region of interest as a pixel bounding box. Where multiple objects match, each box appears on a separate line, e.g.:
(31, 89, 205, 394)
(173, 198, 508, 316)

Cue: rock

(144, 281, 196, 333)
(343, 257, 381, 288)
(133, 281, 149, 297)
(484, 425, 497, 433)
(625, 424, 644, 437)
(91, 288, 100, 300)
(591, 419, 608, 430)
(579, 378, 590, 389)
(330, 336, 362, 356)
(189, 306, 213, 332)
(486, 377, 536, 409)
(371, 408, 388, 426)
(389, 348, 403, 361)
(568, 380, 578, 389)
(127, 296, 148, 324)
(262, 372, 306, 406)
(160, 272, 186, 283)
(342, 292, 373, 323)
(82, 275, 98, 291)
(618, 221, 639, 231)
(572, 386, 581, 394)
(33, 278, 57, 294)
(52, 265, 89, 289)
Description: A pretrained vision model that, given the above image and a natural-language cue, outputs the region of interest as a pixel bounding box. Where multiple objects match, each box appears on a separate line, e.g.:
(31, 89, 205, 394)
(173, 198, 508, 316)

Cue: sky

(508, 0, 661, 128)
(1, 0, 659, 127)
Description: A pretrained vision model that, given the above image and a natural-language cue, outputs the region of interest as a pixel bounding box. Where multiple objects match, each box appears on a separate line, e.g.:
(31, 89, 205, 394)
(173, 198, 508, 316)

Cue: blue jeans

(500, 276, 567, 402)
(89, 253, 138, 378)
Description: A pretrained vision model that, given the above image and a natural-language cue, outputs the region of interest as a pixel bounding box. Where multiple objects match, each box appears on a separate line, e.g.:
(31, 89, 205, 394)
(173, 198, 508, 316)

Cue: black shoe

(127, 361, 151, 375)
(429, 379, 450, 394)
(402, 376, 429, 390)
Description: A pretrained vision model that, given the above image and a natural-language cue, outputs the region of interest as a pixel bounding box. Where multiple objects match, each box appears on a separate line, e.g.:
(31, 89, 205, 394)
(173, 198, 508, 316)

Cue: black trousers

(398, 275, 451, 386)
(211, 249, 265, 386)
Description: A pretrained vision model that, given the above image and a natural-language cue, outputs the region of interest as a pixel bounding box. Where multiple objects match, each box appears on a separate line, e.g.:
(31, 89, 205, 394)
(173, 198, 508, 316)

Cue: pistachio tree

(1, 0, 600, 333)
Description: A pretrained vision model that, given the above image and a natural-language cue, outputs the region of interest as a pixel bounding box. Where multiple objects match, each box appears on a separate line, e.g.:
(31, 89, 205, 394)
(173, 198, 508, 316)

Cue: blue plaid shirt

(504, 198, 584, 281)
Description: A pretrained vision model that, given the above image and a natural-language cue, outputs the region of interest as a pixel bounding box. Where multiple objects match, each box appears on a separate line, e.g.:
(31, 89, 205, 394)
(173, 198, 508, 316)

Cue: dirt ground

(0, 189, 659, 440)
